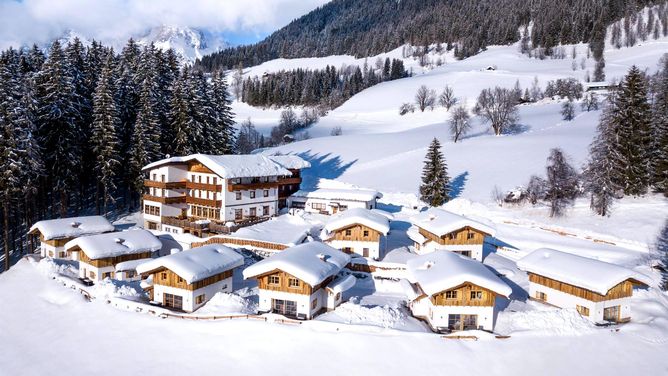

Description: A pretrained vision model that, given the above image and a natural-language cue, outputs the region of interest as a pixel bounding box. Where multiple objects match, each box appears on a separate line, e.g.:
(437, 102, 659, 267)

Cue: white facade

(79, 261, 116, 282)
(152, 276, 234, 313)
(256, 287, 343, 320)
(328, 239, 382, 259)
(527, 281, 632, 322)
(414, 242, 484, 262)
(289, 196, 375, 215)
(144, 164, 189, 230)
(220, 176, 279, 222)
(410, 297, 496, 331)
(40, 243, 67, 259)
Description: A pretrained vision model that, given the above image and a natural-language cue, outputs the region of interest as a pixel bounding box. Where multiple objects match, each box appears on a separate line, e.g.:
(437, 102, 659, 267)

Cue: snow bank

(243, 242, 350, 286)
(142, 153, 291, 178)
(267, 154, 311, 170)
(231, 215, 314, 246)
(65, 229, 162, 260)
(517, 248, 652, 295)
(195, 292, 258, 315)
(137, 244, 244, 284)
(319, 300, 408, 329)
(29, 215, 115, 240)
(495, 307, 596, 337)
(327, 274, 357, 294)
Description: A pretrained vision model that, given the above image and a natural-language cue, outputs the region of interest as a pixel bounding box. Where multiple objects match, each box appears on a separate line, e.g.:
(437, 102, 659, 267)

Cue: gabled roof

(243, 242, 350, 286)
(410, 208, 496, 237)
(267, 155, 311, 170)
(517, 248, 651, 295)
(406, 251, 512, 298)
(323, 208, 392, 237)
(29, 216, 115, 240)
(136, 244, 244, 284)
(291, 188, 382, 202)
(142, 154, 292, 179)
(64, 229, 162, 260)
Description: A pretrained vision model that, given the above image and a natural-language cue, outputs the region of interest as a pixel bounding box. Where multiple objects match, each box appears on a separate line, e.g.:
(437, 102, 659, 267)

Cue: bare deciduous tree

(439, 85, 458, 110)
(449, 105, 471, 142)
(473, 87, 520, 135)
(415, 85, 436, 112)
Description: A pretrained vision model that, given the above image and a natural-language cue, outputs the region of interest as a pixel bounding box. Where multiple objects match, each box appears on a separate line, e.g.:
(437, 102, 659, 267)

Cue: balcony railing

(277, 177, 302, 185)
(144, 180, 187, 189)
(143, 194, 186, 204)
(186, 181, 223, 191)
(186, 196, 223, 208)
(227, 181, 279, 192)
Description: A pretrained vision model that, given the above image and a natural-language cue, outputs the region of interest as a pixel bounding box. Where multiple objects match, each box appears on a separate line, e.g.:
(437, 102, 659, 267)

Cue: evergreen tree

(184, 69, 215, 153)
(561, 99, 575, 121)
(91, 55, 122, 215)
(210, 70, 236, 154)
(419, 138, 450, 206)
(34, 41, 82, 215)
(584, 121, 619, 216)
(650, 56, 668, 196)
(544, 148, 579, 217)
(169, 74, 191, 155)
(608, 66, 652, 196)
(657, 220, 668, 290)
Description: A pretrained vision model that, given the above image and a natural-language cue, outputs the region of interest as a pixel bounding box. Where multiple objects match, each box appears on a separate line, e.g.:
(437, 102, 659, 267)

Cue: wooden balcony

(277, 177, 302, 185)
(186, 196, 222, 208)
(186, 181, 223, 191)
(143, 194, 186, 204)
(227, 181, 279, 192)
(144, 180, 187, 189)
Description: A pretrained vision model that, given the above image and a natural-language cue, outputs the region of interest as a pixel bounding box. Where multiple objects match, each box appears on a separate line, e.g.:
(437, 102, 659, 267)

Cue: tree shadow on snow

(449, 171, 469, 199)
(502, 123, 531, 135)
(291, 150, 358, 189)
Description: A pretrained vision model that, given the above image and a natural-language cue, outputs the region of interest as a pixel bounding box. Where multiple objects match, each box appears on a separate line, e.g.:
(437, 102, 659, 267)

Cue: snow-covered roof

(406, 225, 427, 245)
(243, 242, 350, 286)
(323, 208, 391, 237)
(142, 153, 291, 178)
(230, 215, 313, 246)
(406, 251, 512, 298)
(29, 216, 115, 240)
(115, 258, 152, 272)
(290, 188, 382, 202)
(517, 248, 651, 295)
(327, 274, 356, 294)
(267, 155, 311, 170)
(65, 229, 162, 260)
(136, 244, 244, 284)
(410, 208, 496, 237)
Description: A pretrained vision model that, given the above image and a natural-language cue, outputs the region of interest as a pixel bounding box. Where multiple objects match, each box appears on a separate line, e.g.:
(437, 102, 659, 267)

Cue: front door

(272, 299, 297, 317)
(603, 306, 620, 322)
(164, 293, 183, 310)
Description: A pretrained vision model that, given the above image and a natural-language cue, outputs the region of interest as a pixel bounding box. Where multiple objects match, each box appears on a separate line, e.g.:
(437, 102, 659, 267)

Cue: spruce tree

(545, 148, 579, 217)
(169, 75, 192, 155)
(608, 66, 652, 196)
(650, 57, 668, 196)
(657, 220, 668, 290)
(419, 138, 450, 206)
(91, 55, 122, 215)
(561, 100, 575, 121)
(210, 70, 236, 154)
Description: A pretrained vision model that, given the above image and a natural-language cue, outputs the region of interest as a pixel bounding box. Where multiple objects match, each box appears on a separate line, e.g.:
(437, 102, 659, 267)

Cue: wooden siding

(193, 236, 288, 251)
(186, 196, 222, 208)
(144, 179, 186, 189)
(330, 224, 382, 242)
(143, 194, 186, 204)
(40, 235, 72, 247)
(186, 181, 222, 191)
(188, 162, 215, 174)
(227, 181, 279, 192)
(152, 268, 233, 291)
(430, 283, 497, 307)
(528, 273, 635, 302)
(418, 226, 487, 246)
(75, 248, 153, 268)
(255, 270, 334, 296)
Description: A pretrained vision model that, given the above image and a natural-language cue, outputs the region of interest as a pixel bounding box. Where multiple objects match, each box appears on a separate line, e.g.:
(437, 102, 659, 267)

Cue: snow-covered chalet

(320, 208, 392, 260)
(287, 187, 382, 215)
(28, 216, 115, 259)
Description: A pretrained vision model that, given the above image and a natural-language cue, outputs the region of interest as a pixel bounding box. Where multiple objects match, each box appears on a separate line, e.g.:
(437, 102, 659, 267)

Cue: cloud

(0, 0, 330, 49)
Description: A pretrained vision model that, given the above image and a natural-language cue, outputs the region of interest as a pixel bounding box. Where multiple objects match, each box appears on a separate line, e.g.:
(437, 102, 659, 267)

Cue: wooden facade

(255, 270, 334, 296)
(151, 268, 233, 291)
(418, 226, 488, 246)
(188, 162, 215, 174)
(144, 179, 187, 189)
(330, 224, 382, 242)
(74, 248, 153, 268)
(227, 181, 279, 192)
(528, 273, 637, 302)
(193, 236, 288, 251)
(39, 235, 71, 247)
(186, 181, 222, 191)
(429, 283, 497, 307)
(143, 194, 186, 204)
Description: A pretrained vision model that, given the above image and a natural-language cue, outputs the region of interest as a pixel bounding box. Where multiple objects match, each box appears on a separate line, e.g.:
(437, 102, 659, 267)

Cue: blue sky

(0, 0, 330, 49)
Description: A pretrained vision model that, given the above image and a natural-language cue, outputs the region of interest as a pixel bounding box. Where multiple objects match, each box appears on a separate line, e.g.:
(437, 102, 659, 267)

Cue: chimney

(71, 221, 81, 228)
(114, 238, 125, 244)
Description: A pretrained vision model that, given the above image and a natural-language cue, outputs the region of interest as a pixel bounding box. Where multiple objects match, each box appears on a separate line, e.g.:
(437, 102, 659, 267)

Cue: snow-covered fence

(192, 236, 289, 252)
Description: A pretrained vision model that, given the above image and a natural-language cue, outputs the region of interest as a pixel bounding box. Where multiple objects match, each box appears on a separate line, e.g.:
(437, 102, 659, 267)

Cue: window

(178, 277, 184, 283)
(454, 250, 472, 258)
(152, 173, 156, 181)
(363, 230, 369, 237)
(288, 278, 300, 288)
(263, 206, 269, 216)
(89, 271, 96, 279)
(212, 177, 217, 185)
(164, 293, 183, 309)
(161, 174, 165, 182)
(345, 229, 352, 236)
(195, 294, 206, 305)
(576, 305, 590, 317)
(250, 191, 256, 199)
(263, 189, 269, 197)
(249, 207, 256, 217)
(236, 192, 242, 200)
(161, 272, 167, 280)
(362, 248, 370, 257)
(335, 292, 341, 301)
(102, 272, 113, 279)
(445, 291, 458, 299)
(470, 291, 483, 300)
(604, 306, 620, 322)
(467, 232, 475, 240)
(268, 275, 280, 285)
(234, 209, 243, 220)
(311, 298, 318, 310)
(206, 176, 210, 184)
(126, 271, 135, 279)
(198, 175, 202, 183)
(447, 233, 456, 240)
(311, 202, 326, 210)
(535, 291, 547, 301)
